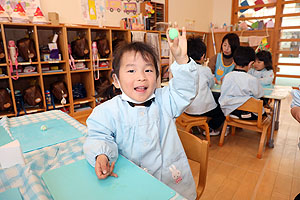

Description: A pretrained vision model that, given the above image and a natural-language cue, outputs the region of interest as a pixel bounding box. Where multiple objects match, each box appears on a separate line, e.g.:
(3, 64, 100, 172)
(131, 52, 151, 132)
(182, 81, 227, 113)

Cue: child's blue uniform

(248, 68, 274, 86)
(291, 89, 300, 108)
(219, 70, 264, 116)
(214, 53, 235, 81)
(185, 64, 217, 114)
(84, 60, 198, 200)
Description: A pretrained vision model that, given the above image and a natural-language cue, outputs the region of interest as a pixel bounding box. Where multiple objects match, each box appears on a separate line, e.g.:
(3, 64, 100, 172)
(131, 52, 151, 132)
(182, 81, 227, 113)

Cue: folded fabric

(249, 36, 265, 47)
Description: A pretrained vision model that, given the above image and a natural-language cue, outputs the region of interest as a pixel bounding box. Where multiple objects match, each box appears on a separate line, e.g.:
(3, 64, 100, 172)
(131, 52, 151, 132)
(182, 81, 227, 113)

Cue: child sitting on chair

(248, 50, 274, 86)
(83, 28, 197, 200)
(219, 46, 264, 120)
(184, 37, 225, 136)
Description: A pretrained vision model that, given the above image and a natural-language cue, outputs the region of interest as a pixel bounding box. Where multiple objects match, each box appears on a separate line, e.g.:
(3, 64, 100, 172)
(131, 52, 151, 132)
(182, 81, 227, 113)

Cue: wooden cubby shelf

(0, 22, 206, 121)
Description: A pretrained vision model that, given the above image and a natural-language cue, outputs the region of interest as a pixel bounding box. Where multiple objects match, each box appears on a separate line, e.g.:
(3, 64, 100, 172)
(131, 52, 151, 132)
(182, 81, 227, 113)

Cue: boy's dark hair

(187, 36, 206, 61)
(233, 46, 255, 67)
(221, 33, 240, 55)
(256, 50, 273, 71)
(112, 42, 159, 79)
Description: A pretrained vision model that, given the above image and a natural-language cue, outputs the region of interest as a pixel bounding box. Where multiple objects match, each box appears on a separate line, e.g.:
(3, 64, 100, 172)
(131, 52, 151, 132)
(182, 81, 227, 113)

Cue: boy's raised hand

(95, 154, 118, 179)
(167, 27, 189, 65)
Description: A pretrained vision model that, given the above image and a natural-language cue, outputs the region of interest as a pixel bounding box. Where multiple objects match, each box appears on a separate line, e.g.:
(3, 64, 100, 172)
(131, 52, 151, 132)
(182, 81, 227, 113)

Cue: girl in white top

(248, 50, 274, 86)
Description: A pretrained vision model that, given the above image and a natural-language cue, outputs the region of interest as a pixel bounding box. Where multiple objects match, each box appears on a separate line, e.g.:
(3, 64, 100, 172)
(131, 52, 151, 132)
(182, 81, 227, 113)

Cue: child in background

(219, 46, 264, 120)
(291, 86, 300, 123)
(184, 37, 225, 136)
(248, 50, 274, 86)
(208, 33, 240, 84)
(83, 28, 197, 200)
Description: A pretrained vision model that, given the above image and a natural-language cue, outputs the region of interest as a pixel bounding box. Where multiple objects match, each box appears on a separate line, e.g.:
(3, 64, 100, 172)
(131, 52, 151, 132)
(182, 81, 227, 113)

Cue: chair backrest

(177, 129, 209, 199)
(235, 97, 263, 128)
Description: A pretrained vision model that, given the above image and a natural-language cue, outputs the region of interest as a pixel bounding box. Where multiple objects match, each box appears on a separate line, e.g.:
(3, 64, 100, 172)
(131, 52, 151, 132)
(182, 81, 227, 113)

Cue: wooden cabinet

(0, 22, 205, 120)
(140, 2, 165, 30)
(0, 23, 131, 119)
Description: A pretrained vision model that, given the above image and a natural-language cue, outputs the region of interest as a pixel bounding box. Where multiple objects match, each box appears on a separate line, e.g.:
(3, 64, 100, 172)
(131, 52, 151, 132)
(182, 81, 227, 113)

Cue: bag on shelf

(71, 37, 89, 59)
(96, 38, 110, 58)
(16, 38, 37, 62)
(23, 85, 42, 106)
(51, 81, 68, 104)
(0, 88, 12, 111)
(72, 83, 87, 99)
(94, 77, 121, 102)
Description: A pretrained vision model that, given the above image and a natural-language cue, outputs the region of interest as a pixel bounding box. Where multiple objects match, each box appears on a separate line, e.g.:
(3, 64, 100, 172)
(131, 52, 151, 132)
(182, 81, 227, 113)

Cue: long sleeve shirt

(291, 89, 300, 108)
(83, 59, 199, 200)
(219, 70, 264, 116)
(248, 68, 274, 86)
(185, 64, 217, 115)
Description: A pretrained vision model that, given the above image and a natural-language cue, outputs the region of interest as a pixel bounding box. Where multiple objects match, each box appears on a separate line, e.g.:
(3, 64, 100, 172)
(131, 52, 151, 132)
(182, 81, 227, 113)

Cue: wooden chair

(176, 112, 211, 145)
(218, 98, 272, 159)
(177, 129, 209, 200)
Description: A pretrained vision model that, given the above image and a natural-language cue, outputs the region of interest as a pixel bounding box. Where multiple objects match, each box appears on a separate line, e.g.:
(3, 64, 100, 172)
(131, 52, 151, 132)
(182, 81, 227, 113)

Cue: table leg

(275, 100, 281, 130)
(268, 99, 279, 148)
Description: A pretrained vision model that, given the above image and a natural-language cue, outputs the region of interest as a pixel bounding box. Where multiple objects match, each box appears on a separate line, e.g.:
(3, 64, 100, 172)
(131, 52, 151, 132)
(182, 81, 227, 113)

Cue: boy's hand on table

(95, 154, 118, 179)
(167, 27, 189, 65)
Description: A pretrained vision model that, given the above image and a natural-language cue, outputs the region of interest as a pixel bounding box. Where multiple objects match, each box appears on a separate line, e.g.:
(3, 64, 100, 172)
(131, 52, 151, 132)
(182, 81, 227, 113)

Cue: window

(232, 0, 300, 87)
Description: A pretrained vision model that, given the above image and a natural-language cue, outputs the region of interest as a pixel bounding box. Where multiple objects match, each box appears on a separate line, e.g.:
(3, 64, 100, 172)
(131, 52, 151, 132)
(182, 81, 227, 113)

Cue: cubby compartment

(0, 27, 7, 64)
(0, 64, 8, 77)
(0, 79, 15, 117)
(71, 71, 94, 105)
(111, 29, 130, 53)
(66, 27, 91, 73)
(4, 24, 38, 64)
(37, 25, 65, 63)
(12, 76, 44, 115)
(91, 28, 112, 72)
(93, 71, 119, 105)
(43, 74, 70, 111)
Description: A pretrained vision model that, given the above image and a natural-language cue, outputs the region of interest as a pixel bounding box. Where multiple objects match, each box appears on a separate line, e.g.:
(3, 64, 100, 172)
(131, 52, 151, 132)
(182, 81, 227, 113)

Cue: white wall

(40, 0, 232, 32)
(212, 0, 232, 28)
(168, 0, 214, 32)
(40, 0, 86, 25)
(40, 0, 143, 26)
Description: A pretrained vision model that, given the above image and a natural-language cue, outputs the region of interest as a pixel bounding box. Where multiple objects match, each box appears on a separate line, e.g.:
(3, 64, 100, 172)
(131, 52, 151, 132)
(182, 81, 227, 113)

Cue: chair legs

(218, 121, 227, 146)
(203, 123, 211, 146)
(231, 126, 236, 136)
(257, 127, 268, 159)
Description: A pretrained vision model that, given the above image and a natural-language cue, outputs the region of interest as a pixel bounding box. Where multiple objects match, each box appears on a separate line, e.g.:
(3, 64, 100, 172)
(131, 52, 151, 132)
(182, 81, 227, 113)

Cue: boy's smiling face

(114, 51, 157, 103)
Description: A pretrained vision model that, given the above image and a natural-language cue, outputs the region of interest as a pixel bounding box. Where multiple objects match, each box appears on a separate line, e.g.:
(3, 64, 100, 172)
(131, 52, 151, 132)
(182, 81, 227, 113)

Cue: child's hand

(95, 154, 118, 179)
(167, 27, 189, 65)
(214, 77, 221, 85)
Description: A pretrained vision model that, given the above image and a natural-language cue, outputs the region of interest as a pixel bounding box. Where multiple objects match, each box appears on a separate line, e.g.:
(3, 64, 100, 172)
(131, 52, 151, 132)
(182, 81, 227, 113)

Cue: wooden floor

(198, 95, 300, 200)
(78, 95, 300, 200)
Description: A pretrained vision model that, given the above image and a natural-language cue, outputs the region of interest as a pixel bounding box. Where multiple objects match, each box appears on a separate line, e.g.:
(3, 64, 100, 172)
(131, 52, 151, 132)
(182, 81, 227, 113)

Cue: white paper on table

(0, 140, 25, 169)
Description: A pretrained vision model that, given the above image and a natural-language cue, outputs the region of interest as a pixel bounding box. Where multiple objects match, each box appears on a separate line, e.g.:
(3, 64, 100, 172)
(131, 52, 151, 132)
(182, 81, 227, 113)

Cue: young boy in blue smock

(83, 28, 198, 200)
(184, 37, 225, 136)
(219, 46, 264, 120)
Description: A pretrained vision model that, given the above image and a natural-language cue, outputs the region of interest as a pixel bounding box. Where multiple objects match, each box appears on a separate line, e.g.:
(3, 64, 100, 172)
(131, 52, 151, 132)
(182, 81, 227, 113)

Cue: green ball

(169, 28, 179, 40)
